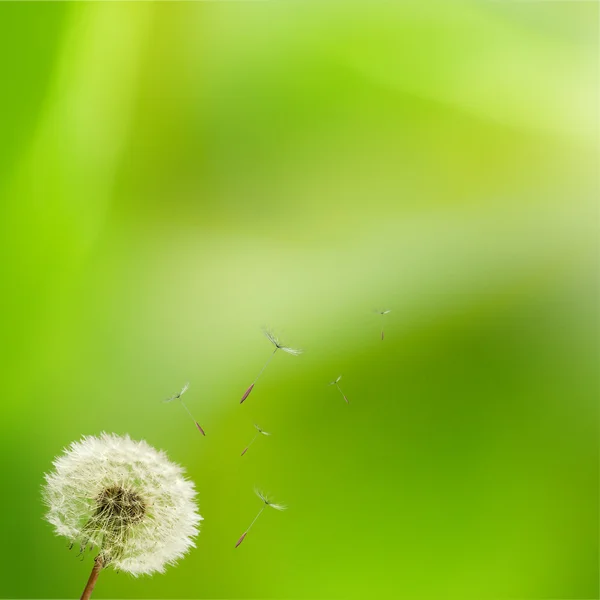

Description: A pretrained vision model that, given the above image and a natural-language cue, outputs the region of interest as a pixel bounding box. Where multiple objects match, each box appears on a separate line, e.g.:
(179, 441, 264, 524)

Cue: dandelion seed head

(253, 424, 271, 436)
(164, 382, 189, 403)
(255, 488, 268, 503)
(262, 329, 280, 348)
(262, 328, 302, 356)
(279, 345, 303, 356)
(254, 488, 287, 511)
(42, 433, 202, 576)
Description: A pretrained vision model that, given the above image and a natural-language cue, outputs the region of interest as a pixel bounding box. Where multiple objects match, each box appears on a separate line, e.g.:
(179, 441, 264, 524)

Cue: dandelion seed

(375, 309, 391, 340)
(262, 329, 303, 356)
(235, 488, 286, 548)
(240, 423, 271, 456)
(42, 433, 202, 599)
(328, 375, 349, 404)
(255, 489, 287, 511)
(240, 383, 254, 403)
(164, 383, 206, 436)
(239, 329, 302, 404)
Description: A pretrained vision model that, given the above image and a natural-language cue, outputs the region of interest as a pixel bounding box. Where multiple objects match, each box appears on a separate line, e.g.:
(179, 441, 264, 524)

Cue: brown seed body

(240, 384, 255, 404)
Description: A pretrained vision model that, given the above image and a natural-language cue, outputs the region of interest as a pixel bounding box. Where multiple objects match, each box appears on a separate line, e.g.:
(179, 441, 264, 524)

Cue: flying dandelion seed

(42, 433, 202, 599)
(328, 375, 349, 404)
(164, 383, 205, 436)
(235, 489, 286, 548)
(240, 329, 302, 404)
(375, 309, 391, 340)
(241, 423, 271, 456)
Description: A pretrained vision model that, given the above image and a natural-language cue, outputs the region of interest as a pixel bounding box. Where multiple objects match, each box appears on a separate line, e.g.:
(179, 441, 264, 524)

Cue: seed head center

(96, 485, 146, 524)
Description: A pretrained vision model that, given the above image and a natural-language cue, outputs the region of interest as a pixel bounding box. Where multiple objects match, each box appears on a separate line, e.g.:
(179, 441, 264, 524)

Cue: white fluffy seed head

(262, 329, 303, 356)
(255, 488, 287, 511)
(253, 423, 271, 436)
(42, 433, 202, 576)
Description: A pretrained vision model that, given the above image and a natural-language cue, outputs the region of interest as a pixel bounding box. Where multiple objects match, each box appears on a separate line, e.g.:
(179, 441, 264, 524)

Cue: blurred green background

(0, 1, 597, 598)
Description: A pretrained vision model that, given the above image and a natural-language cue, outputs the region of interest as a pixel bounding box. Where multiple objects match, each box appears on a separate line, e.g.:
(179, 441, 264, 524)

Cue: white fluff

(43, 433, 202, 576)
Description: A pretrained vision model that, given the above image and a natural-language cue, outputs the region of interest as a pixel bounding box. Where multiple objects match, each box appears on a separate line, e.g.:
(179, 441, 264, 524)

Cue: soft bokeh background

(0, 1, 597, 598)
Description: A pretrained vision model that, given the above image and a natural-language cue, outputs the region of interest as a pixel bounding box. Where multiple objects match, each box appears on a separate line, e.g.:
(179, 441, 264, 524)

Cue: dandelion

(164, 382, 206, 435)
(328, 375, 349, 404)
(43, 433, 202, 599)
(235, 489, 286, 548)
(240, 329, 302, 404)
(375, 309, 391, 340)
(240, 423, 271, 456)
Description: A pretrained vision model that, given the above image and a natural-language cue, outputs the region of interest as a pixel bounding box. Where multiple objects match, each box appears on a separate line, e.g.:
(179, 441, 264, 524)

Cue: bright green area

(0, 2, 597, 599)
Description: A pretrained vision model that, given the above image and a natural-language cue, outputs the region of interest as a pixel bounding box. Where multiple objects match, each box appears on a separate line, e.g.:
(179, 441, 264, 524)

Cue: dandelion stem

(335, 383, 349, 404)
(179, 399, 205, 435)
(235, 505, 265, 547)
(241, 433, 259, 456)
(80, 555, 103, 600)
(254, 348, 278, 384)
(241, 348, 278, 403)
(179, 399, 195, 422)
(247, 504, 266, 532)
